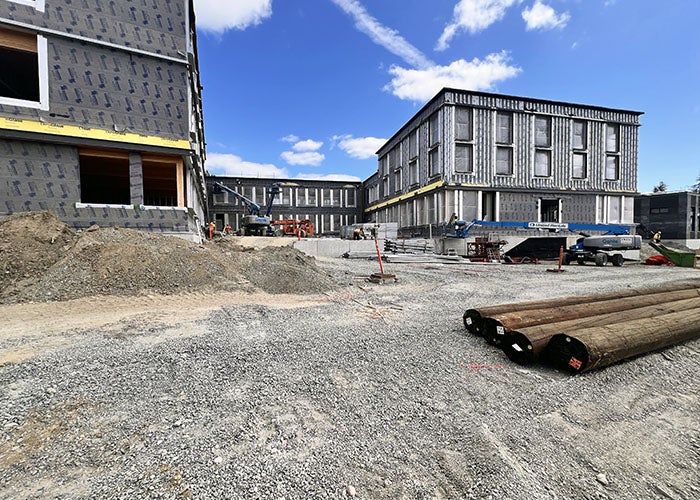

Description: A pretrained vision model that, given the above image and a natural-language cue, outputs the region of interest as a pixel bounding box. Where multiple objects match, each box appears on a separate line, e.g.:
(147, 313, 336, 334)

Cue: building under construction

(0, 0, 207, 240)
(207, 175, 363, 237)
(364, 88, 643, 239)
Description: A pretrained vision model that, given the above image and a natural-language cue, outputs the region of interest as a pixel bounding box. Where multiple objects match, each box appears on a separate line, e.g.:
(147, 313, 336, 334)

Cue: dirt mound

(0, 212, 337, 303)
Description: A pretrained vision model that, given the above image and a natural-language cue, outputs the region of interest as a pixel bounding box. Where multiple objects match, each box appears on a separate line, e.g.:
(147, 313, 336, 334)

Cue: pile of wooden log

(462, 283, 700, 373)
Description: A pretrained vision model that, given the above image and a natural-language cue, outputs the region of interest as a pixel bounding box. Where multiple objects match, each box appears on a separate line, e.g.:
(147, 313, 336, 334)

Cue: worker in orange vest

(208, 221, 215, 240)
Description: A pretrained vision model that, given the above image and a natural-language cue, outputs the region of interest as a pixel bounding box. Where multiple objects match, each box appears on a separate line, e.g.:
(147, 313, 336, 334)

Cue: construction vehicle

(446, 218, 634, 238)
(272, 218, 314, 238)
(444, 217, 638, 266)
(212, 182, 280, 236)
(563, 234, 642, 267)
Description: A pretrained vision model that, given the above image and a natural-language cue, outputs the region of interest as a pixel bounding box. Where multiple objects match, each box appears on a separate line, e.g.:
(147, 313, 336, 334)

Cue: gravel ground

(1, 256, 699, 500)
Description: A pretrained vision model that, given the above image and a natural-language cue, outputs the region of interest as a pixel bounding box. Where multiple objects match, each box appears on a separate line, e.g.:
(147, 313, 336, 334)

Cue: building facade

(206, 176, 363, 236)
(364, 88, 643, 238)
(0, 0, 207, 240)
(635, 191, 700, 249)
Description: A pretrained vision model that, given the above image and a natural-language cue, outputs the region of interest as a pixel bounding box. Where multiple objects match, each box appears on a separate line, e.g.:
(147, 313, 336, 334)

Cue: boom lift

(212, 182, 280, 235)
(445, 218, 639, 266)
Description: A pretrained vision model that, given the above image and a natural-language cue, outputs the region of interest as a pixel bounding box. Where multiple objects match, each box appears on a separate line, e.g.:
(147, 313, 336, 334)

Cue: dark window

(0, 26, 39, 102)
(79, 150, 130, 204)
(142, 156, 178, 206)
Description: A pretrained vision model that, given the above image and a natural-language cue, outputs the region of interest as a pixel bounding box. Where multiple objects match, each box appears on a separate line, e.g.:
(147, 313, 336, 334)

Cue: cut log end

(503, 331, 536, 365)
(482, 318, 508, 347)
(545, 334, 590, 373)
(463, 309, 484, 335)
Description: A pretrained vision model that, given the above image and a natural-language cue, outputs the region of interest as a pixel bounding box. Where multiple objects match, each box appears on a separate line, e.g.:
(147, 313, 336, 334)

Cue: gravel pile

(0, 212, 336, 303)
(1, 256, 699, 499)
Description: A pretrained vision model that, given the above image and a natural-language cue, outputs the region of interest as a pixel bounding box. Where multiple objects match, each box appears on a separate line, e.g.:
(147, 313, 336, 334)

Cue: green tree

(692, 174, 700, 193)
(653, 181, 667, 193)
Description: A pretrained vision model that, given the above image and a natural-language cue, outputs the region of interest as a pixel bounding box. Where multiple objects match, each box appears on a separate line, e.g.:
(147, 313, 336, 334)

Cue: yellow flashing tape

(0, 116, 191, 150)
(365, 179, 446, 212)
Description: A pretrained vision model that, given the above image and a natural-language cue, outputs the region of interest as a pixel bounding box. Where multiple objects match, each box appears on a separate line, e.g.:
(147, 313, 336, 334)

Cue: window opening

(540, 199, 559, 222)
(79, 150, 130, 204)
(455, 107, 472, 141)
(455, 143, 473, 173)
(495, 146, 512, 175)
(0, 25, 39, 103)
(534, 150, 551, 177)
(142, 156, 179, 206)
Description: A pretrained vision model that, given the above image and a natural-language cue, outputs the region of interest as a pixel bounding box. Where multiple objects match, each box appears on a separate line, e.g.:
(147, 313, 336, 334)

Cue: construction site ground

(1, 213, 699, 499)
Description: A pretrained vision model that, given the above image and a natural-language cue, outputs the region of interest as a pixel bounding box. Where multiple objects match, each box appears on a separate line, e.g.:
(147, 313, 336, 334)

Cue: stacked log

(545, 307, 700, 372)
(503, 296, 700, 365)
(482, 289, 700, 347)
(462, 283, 700, 373)
(462, 282, 700, 336)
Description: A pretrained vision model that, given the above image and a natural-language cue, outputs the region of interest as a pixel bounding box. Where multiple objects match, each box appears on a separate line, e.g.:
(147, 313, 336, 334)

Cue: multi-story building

(364, 88, 643, 238)
(0, 0, 207, 240)
(635, 191, 700, 249)
(206, 175, 363, 236)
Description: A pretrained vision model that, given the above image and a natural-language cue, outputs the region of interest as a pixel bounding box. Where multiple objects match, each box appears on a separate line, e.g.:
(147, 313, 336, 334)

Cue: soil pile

(0, 212, 336, 303)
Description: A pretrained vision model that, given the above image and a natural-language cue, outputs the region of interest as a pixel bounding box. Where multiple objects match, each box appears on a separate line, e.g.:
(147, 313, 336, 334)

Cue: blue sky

(193, 0, 699, 193)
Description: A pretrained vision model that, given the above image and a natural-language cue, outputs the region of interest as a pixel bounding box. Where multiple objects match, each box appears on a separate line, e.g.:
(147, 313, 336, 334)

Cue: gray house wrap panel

(366, 88, 642, 237)
(0, 0, 207, 240)
(0, 0, 187, 60)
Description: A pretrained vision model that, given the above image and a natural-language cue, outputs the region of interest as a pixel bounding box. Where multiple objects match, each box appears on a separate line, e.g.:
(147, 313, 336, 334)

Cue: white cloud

(294, 173, 362, 182)
(206, 152, 288, 178)
(330, 0, 433, 69)
(333, 135, 386, 160)
(280, 151, 326, 167)
(385, 52, 521, 102)
(281, 134, 299, 143)
(437, 0, 521, 51)
(522, 1, 570, 31)
(292, 139, 324, 152)
(194, 0, 272, 34)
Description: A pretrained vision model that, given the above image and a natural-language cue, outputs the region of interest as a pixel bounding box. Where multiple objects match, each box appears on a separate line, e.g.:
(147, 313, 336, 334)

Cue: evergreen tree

(653, 181, 667, 193)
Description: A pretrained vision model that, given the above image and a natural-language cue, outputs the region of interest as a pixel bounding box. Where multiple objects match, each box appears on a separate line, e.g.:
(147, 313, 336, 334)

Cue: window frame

(534, 149, 551, 178)
(454, 143, 473, 174)
(7, 0, 45, 11)
(0, 26, 49, 110)
(495, 146, 513, 175)
(572, 152, 587, 179)
(605, 155, 620, 181)
(496, 112, 513, 145)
